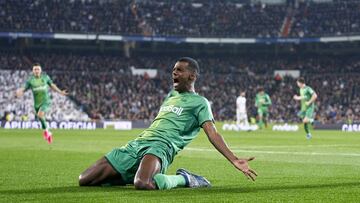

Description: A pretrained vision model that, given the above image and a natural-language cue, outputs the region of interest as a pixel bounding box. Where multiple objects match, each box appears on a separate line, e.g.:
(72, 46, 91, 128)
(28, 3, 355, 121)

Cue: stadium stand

(1, 0, 360, 37)
(0, 52, 359, 123)
(291, 0, 360, 37)
(1, 0, 359, 124)
(0, 69, 89, 121)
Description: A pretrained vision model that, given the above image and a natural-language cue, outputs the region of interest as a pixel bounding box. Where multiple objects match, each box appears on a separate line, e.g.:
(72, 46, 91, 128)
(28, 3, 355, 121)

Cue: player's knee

(37, 112, 44, 118)
(78, 174, 89, 186)
(134, 179, 156, 190)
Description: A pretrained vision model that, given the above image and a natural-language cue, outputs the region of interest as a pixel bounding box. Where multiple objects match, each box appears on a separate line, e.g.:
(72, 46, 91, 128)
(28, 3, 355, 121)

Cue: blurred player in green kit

(78, 57, 257, 190)
(16, 63, 68, 144)
(255, 87, 272, 129)
(293, 77, 318, 139)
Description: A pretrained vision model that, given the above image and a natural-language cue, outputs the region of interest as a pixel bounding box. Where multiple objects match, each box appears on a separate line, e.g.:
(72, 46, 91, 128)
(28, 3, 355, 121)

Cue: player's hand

(16, 89, 24, 98)
(232, 157, 257, 181)
(305, 101, 311, 106)
(61, 89, 69, 96)
(293, 95, 300, 100)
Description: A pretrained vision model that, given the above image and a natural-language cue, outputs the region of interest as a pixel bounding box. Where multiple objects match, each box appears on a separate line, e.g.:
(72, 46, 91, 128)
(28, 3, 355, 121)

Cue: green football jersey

(136, 90, 214, 154)
(24, 74, 53, 108)
(255, 93, 272, 110)
(300, 85, 315, 111)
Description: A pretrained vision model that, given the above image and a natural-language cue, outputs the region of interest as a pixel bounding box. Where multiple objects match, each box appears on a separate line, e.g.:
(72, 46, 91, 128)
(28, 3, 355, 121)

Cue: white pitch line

(185, 147, 360, 157)
(229, 144, 358, 149)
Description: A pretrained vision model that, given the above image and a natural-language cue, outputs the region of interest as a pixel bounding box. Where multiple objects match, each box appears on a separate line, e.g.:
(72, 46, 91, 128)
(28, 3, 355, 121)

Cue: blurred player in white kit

(236, 91, 249, 128)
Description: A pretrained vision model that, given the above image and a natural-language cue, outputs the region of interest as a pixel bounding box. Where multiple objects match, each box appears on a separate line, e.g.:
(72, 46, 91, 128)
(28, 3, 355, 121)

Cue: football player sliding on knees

(79, 57, 257, 190)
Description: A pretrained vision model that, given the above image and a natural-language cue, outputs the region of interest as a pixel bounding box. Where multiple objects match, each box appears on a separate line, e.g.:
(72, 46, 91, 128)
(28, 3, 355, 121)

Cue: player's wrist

(230, 157, 239, 164)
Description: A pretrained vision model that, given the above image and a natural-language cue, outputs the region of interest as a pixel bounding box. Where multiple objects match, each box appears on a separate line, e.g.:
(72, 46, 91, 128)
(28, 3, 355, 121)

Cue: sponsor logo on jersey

(159, 105, 184, 116)
(33, 85, 47, 92)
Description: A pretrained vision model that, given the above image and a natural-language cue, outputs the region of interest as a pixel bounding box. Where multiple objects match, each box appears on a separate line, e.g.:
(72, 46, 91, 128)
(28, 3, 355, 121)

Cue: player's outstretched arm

(50, 83, 68, 96)
(16, 87, 25, 98)
(293, 95, 302, 101)
(202, 121, 257, 181)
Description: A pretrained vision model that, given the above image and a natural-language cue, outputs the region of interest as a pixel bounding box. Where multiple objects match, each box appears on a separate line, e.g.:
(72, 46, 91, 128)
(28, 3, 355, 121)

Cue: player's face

(172, 61, 194, 92)
(32, 66, 42, 77)
(296, 81, 303, 88)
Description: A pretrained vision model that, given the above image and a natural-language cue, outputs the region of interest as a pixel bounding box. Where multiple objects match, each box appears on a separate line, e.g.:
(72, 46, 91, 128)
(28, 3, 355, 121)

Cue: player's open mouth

(173, 78, 179, 86)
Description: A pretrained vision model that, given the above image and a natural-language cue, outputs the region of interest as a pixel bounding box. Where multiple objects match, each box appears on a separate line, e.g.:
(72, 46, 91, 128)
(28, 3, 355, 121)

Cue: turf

(0, 126, 360, 202)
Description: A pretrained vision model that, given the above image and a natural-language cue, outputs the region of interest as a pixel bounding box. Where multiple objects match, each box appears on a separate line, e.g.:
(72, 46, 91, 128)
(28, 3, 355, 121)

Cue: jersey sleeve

(266, 94, 272, 105)
(306, 87, 315, 96)
(236, 97, 240, 107)
(255, 95, 259, 107)
(24, 79, 31, 91)
(45, 74, 54, 86)
(197, 98, 214, 127)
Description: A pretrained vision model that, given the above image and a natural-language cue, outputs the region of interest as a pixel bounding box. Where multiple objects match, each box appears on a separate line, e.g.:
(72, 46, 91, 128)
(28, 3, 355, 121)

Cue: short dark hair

(32, 63, 41, 67)
(178, 57, 200, 76)
(258, 87, 264, 92)
(297, 77, 305, 84)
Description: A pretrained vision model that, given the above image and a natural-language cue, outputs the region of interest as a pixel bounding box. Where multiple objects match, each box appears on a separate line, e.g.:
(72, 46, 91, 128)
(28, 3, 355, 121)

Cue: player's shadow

(0, 186, 134, 195)
(1, 182, 359, 196)
(147, 181, 360, 196)
(211, 181, 360, 194)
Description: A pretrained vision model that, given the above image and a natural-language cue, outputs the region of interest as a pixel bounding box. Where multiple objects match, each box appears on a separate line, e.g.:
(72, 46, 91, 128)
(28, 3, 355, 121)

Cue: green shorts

(35, 102, 51, 114)
(257, 108, 269, 118)
(105, 139, 175, 184)
(298, 107, 314, 121)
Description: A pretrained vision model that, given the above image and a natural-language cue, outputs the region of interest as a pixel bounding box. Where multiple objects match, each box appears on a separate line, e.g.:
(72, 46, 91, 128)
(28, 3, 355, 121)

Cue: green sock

(304, 123, 310, 134)
(258, 120, 264, 129)
(39, 117, 47, 130)
(153, 174, 186, 190)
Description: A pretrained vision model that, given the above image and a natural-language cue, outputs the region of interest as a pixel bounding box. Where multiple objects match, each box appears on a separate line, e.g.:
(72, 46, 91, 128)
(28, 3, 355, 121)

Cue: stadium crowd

(0, 69, 89, 122)
(0, 52, 359, 124)
(291, 0, 360, 37)
(1, 0, 360, 38)
(2, 52, 359, 74)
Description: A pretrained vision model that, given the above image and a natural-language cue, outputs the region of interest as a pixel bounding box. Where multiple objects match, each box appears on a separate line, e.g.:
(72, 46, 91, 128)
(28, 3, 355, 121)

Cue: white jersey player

(236, 91, 249, 126)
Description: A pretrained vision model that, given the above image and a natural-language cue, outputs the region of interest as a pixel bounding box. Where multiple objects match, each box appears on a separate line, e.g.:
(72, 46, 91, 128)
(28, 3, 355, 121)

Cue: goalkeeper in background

(293, 77, 317, 139)
(16, 63, 68, 144)
(255, 87, 272, 129)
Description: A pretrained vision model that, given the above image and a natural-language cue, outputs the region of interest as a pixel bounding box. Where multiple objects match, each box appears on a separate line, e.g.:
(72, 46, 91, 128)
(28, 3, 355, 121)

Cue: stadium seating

(1, 0, 359, 37)
(0, 69, 89, 121)
(291, 1, 360, 37)
(0, 52, 359, 123)
(1, 1, 359, 123)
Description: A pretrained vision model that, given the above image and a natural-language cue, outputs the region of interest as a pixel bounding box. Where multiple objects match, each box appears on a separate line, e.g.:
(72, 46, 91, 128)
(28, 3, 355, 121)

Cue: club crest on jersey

(159, 105, 184, 116)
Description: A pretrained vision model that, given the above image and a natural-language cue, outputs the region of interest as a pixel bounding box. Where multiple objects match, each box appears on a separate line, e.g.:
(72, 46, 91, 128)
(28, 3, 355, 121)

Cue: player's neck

(178, 85, 195, 94)
(179, 89, 195, 94)
(188, 85, 195, 93)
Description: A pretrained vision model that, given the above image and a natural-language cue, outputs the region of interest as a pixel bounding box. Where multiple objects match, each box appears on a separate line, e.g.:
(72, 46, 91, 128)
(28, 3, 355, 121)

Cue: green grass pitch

(0, 126, 360, 202)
